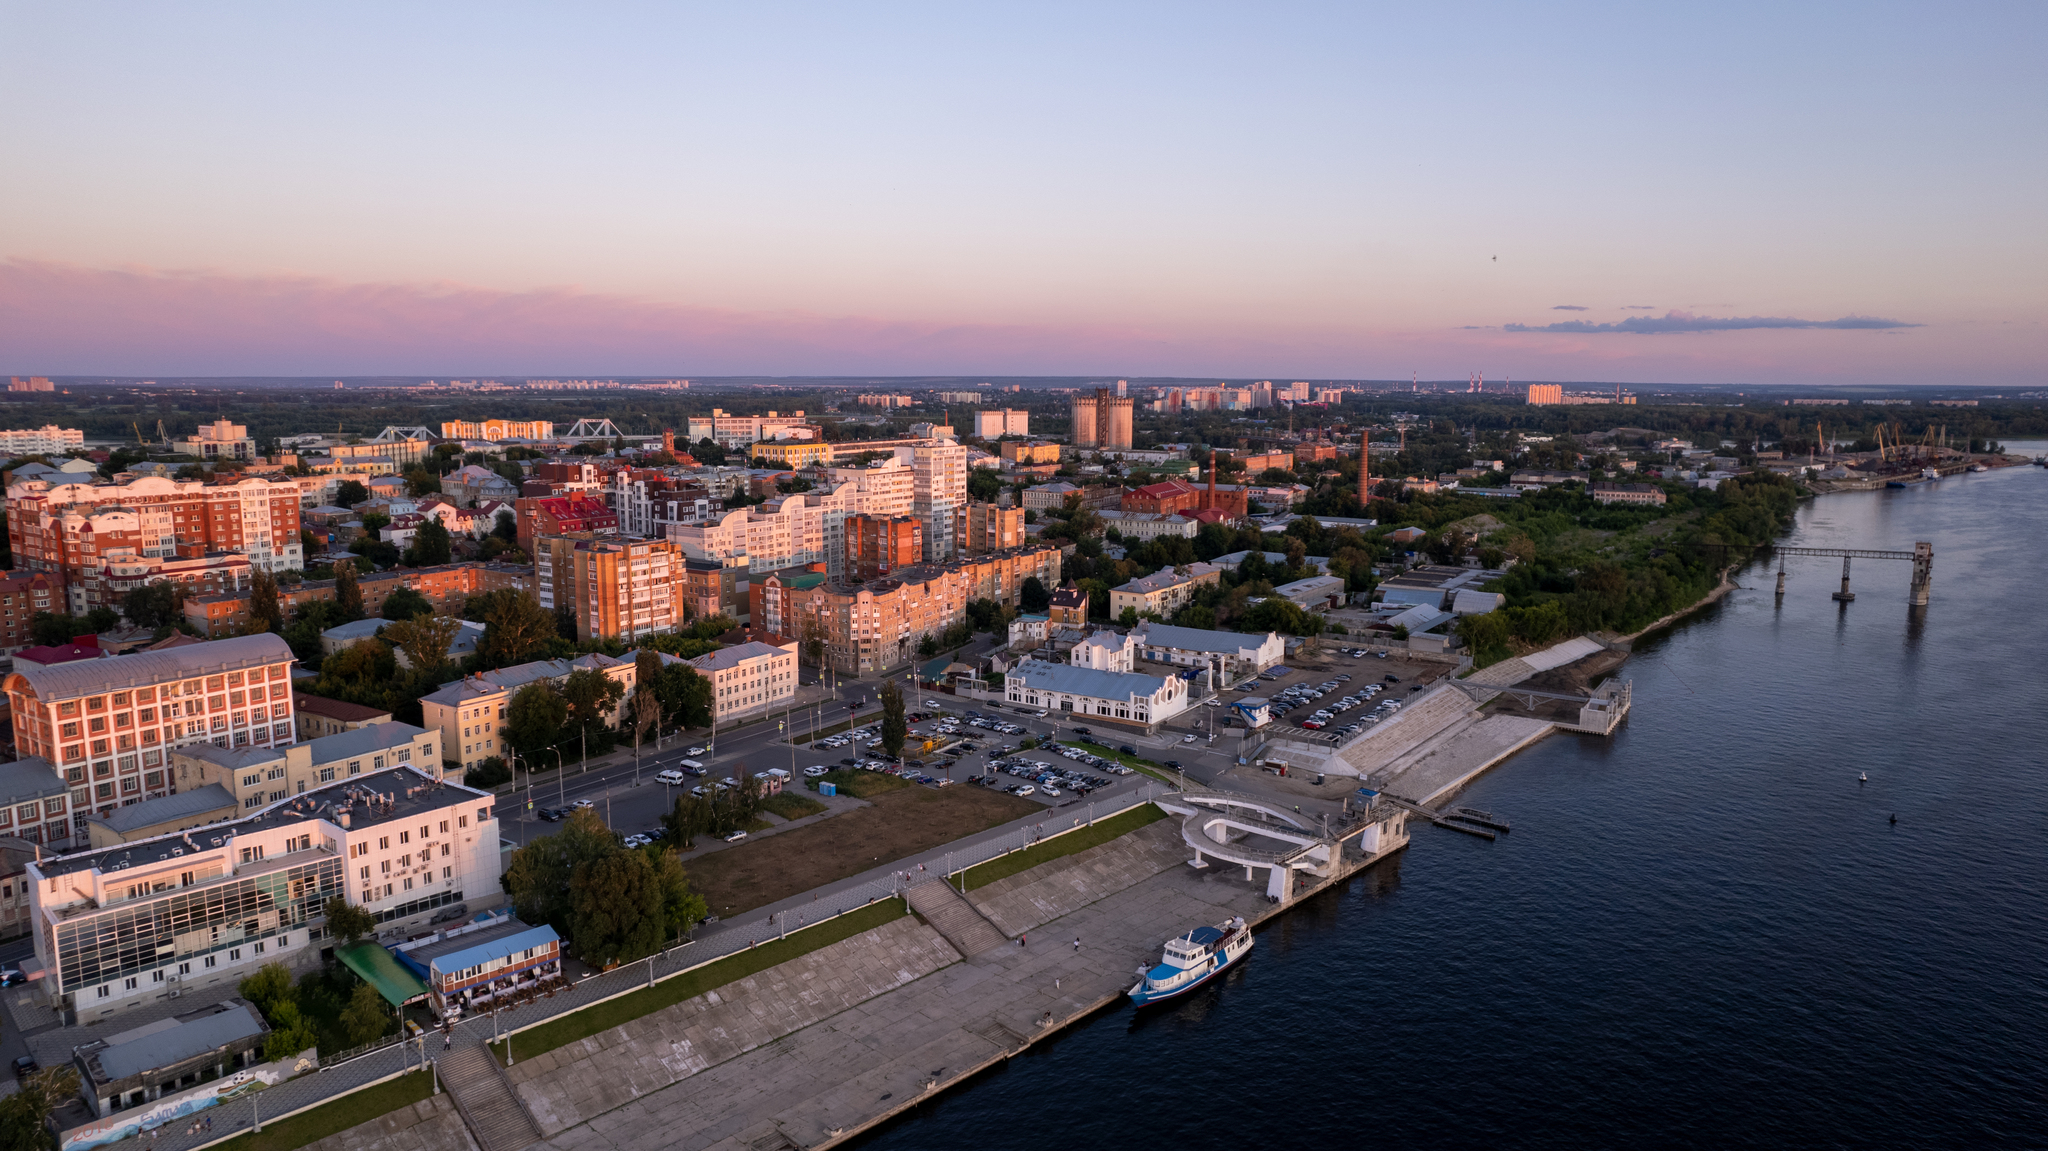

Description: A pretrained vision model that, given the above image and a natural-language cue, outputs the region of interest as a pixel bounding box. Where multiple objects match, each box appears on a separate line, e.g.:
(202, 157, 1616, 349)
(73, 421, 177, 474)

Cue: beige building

(293, 694, 392, 741)
(169, 419, 256, 461)
(84, 784, 239, 848)
(172, 722, 443, 809)
(1590, 482, 1667, 506)
(690, 640, 800, 724)
(419, 653, 635, 775)
(1109, 563, 1225, 619)
(974, 410, 1029, 438)
(440, 418, 555, 441)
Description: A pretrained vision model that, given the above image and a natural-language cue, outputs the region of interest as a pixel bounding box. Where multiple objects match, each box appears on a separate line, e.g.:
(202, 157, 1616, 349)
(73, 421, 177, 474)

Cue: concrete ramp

(1377, 715, 1555, 805)
(905, 880, 1011, 955)
(1327, 685, 1478, 778)
(970, 818, 1187, 938)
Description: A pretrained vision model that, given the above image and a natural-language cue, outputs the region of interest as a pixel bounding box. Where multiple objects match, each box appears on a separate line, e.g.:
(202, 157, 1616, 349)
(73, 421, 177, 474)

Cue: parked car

(538, 807, 565, 822)
(1385, 674, 1400, 682)
(686, 746, 707, 756)
(1117, 744, 1137, 756)
(723, 830, 748, 843)
(803, 765, 830, 778)
(1163, 760, 1184, 770)
(12, 1056, 36, 1079)
(429, 904, 469, 925)
(571, 799, 594, 810)
(1041, 786, 1062, 797)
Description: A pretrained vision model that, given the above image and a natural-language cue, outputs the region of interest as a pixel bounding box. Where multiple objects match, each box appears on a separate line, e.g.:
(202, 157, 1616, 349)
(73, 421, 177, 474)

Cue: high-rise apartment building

(958, 503, 1026, 554)
(7, 377, 55, 392)
(935, 391, 984, 404)
(1069, 388, 1134, 450)
(0, 426, 84, 455)
(844, 514, 924, 581)
(974, 409, 1030, 438)
(7, 475, 304, 612)
(533, 536, 680, 642)
(1526, 384, 1563, 405)
(909, 438, 967, 561)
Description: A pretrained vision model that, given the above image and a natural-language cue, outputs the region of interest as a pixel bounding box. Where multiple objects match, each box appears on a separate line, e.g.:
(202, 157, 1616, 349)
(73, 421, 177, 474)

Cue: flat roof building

(1003, 658, 1189, 730)
(72, 998, 269, 1117)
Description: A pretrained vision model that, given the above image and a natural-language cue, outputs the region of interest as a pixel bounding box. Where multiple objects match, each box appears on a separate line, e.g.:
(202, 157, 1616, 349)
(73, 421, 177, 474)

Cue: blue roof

(427, 923, 559, 978)
(1186, 925, 1225, 945)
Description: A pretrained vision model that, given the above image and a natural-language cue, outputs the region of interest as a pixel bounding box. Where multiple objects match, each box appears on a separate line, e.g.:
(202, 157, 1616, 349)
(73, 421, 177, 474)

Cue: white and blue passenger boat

(1127, 917, 1251, 1005)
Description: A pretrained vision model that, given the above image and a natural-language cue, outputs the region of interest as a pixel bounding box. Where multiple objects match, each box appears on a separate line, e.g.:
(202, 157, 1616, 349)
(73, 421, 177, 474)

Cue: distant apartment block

(440, 418, 555, 440)
(533, 535, 680, 643)
(856, 394, 915, 408)
(170, 419, 257, 461)
(845, 514, 924, 581)
(7, 376, 55, 392)
(936, 391, 985, 404)
(975, 409, 1030, 438)
(958, 502, 1026, 554)
(1525, 384, 1564, 405)
(0, 426, 85, 455)
(1590, 482, 1668, 506)
(686, 409, 815, 449)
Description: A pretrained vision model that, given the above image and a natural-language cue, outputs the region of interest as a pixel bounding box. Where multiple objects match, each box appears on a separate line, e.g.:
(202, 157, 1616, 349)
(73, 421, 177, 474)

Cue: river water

(857, 450, 2048, 1150)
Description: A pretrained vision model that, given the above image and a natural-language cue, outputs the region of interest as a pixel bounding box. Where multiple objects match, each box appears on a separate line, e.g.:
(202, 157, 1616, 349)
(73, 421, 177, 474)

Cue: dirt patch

(1484, 647, 1630, 722)
(685, 784, 1042, 916)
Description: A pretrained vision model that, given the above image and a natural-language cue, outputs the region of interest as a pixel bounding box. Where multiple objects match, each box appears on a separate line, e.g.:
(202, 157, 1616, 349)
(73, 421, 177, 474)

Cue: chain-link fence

(157, 781, 1171, 1151)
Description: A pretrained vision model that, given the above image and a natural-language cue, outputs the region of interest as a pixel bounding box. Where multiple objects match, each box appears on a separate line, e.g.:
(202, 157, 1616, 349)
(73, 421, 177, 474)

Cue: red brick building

(845, 513, 924, 582)
(0, 572, 61, 658)
(1122, 479, 1201, 516)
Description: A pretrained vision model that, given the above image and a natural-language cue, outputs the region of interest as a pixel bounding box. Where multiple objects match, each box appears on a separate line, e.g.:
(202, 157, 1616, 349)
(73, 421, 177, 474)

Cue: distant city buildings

(7, 376, 55, 392)
(1526, 384, 1564, 405)
(169, 419, 257, 461)
(686, 409, 816, 448)
(856, 394, 914, 408)
(440, 418, 556, 440)
(974, 409, 1029, 438)
(1070, 387, 1134, 450)
(0, 425, 84, 455)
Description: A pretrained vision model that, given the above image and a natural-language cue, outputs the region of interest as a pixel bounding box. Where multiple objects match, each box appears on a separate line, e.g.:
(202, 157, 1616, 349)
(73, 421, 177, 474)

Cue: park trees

(380, 586, 433, 621)
(408, 517, 453, 566)
(333, 479, 370, 507)
(121, 579, 184, 629)
(339, 981, 389, 1046)
(248, 568, 284, 633)
(655, 662, 714, 730)
(562, 667, 626, 753)
(1020, 576, 1050, 613)
(472, 587, 555, 668)
(507, 809, 705, 962)
(382, 611, 460, 673)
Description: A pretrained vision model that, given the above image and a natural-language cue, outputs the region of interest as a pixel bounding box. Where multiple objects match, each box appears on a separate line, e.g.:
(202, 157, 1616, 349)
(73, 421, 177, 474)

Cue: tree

(1118, 606, 1139, 626)
(334, 557, 364, 619)
(653, 848, 708, 942)
(382, 611, 460, 672)
(656, 663, 714, 730)
(562, 667, 626, 747)
(493, 509, 517, 542)
(122, 580, 184, 629)
(248, 568, 284, 634)
(333, 479, 370, 507)
(309, 640, 396, 706)
(1457, 610, 1513, 667)
(1020, 576, 1050, 614)
(339, 981, 389, 1046)
(663, 792, 709, 851)
(404, 468, 441, 498)
(238, 961, 295, 1016)
(262, 1000, 320, 1062)
(322, 896, 378, 945)
(632, 650, 663, 748)
(967, 468, 1004, 502)
(1238, 597, 1319, 637)
(468, 587, 554, 667)
(410, 516, 453, 566)
(380, 585, 433, 621)
(504, 808, 617, 933)
(0, 1065, 80, 1151)
(571, 848, 666, 965)
(359, 511, 391, 535)
(879, 679, 907, 760)
(917, 633, 938, 658)
(505, 681, 569, 759)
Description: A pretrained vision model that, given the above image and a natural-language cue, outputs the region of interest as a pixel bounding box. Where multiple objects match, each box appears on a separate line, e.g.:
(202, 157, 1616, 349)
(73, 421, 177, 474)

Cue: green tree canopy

(655, 662, 714, 730)
(382, 612, 460, 672)
(505, 680, 569, 759)
(248, 568, 285, 634)
(339, 981, 389, 1046)
(473, 588, 555, 668)
(322, 896, 378, 945)
(1020, 577, 1050, 614)
(409, 516, 453, 566)
(562, 667, 626, 744)
(967, 467, 1004, 502)
(504, 808, 619, 934)
(570, 848, 666, 966)
(333, 479, 370, 507)
(879, 679, 907, 759)
(380, 586, 434, 621)
(122, 579, 184, 629)
(334, 557, 364, 618)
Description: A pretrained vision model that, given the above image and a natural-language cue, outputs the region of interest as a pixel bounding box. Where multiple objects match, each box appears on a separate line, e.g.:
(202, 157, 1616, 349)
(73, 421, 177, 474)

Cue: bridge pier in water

(1832, 556, 1856, 603)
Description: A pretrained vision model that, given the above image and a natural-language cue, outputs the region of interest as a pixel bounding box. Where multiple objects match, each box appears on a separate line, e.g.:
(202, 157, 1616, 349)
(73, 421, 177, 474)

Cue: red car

(1300, 719, 1326, 729)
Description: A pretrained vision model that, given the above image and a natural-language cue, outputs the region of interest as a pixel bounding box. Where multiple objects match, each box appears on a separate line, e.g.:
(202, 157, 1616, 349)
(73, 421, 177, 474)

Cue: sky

(2, 1, 2044, 385)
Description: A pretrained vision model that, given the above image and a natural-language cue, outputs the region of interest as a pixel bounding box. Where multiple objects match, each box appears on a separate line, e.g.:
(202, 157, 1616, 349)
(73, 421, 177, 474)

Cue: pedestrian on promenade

(1073, 937, 1081, 951)
(1020, 933, 1027, 947)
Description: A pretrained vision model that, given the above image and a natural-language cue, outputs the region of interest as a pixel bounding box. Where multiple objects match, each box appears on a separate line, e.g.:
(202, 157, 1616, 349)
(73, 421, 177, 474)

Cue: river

(853, 449, 2048, 1150)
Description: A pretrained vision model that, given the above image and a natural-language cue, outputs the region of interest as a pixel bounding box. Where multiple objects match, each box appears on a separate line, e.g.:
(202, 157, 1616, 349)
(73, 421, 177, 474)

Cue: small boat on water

(1128, 917, 1252, 1005)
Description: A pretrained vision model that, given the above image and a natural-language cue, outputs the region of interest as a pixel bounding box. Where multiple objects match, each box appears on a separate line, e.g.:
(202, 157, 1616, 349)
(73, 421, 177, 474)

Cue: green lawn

(759, 792, 827, 821)
(813, 769, 912, 799)
(208, 1069, 432, 1151)
(488, 899, 905, 1062)
(960, 803, 1165, 890)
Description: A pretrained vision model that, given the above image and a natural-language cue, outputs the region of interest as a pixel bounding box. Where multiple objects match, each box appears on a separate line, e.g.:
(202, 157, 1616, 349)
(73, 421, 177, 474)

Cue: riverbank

(1609, 568, 1738, 649)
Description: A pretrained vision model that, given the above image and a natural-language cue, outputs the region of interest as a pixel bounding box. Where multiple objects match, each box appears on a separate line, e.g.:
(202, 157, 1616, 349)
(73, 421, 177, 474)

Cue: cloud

(1622, 305, 1657, 310)
(1504, 310, 1920, 335)
(1551, 305, 1589, 311)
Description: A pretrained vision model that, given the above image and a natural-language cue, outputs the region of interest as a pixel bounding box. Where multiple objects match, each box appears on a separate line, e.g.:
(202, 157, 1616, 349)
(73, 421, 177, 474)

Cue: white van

(677, 758, 706, 773)
(656, 769, 686, 785)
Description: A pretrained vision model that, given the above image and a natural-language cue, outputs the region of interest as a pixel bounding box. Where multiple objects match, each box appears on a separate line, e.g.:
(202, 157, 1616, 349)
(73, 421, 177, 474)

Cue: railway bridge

(1768, 541, 1933, 605)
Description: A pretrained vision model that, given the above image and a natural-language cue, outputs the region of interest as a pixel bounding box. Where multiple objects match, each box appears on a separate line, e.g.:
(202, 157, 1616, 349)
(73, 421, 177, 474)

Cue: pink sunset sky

(3, 3, 2043, 385)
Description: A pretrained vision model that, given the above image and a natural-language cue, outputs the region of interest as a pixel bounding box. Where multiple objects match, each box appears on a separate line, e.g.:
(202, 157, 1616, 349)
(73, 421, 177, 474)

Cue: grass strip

(759, 792, 827, 820)
(208, 1069, 432, 1151)
(813, 768, 912, 799)
(960, 804, 1164, 891)
(1053, 741, 1177, 785)
(488, 899, 905, 1062)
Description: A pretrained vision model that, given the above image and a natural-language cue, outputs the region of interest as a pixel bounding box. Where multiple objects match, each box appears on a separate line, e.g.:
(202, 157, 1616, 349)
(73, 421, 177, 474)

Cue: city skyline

(3, 3, 2042, 385)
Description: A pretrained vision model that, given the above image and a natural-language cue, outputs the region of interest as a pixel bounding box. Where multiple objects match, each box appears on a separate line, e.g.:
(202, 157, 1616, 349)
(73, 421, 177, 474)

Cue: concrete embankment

(322, 815, 1398, 1151)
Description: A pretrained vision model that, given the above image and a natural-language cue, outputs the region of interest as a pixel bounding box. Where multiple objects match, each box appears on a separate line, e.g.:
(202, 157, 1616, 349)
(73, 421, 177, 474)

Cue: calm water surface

(858, 454, 2048, 1150)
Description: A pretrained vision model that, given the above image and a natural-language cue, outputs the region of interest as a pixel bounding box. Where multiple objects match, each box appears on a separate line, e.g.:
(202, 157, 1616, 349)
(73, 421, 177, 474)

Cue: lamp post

(551, 748, 565, 808)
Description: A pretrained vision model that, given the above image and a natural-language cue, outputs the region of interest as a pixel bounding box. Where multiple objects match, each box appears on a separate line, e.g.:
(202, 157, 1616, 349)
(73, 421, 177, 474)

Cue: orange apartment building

(759, 543, 1061, 674)
(958, 503, 1026, 554)
(182, 561, 519, 636)
(0, 572, 62, 658)
(513, 493, 617, 550)
(998, 441, 1061, 465)
(844, 513, 924, 582)
(533, 535, 680, 642)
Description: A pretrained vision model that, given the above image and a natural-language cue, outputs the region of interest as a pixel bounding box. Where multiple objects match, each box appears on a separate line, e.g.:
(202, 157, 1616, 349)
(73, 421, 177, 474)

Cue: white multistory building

(910, 439, 967, 562)
(668, 455, 926, 579)
(0, 426, 85, 455)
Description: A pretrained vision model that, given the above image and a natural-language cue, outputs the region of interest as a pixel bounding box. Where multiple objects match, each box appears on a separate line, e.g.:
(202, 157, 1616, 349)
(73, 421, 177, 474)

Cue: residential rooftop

(1006, 658, 1173, 700)
(87, 784, 236, 835)
(37, 765, 487, 878)
(1132, 622, 1276, 654)
(5, 634, 292, 703)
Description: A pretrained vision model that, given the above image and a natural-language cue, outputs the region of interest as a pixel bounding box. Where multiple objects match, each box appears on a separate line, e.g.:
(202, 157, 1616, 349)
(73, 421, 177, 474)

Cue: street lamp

(551, 748, 565, 808)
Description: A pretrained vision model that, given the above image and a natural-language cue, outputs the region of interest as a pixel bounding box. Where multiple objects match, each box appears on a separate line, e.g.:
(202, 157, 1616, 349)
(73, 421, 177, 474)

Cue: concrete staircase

(905, 879, 1010, 956)
(440, 1044, 543, 1151)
